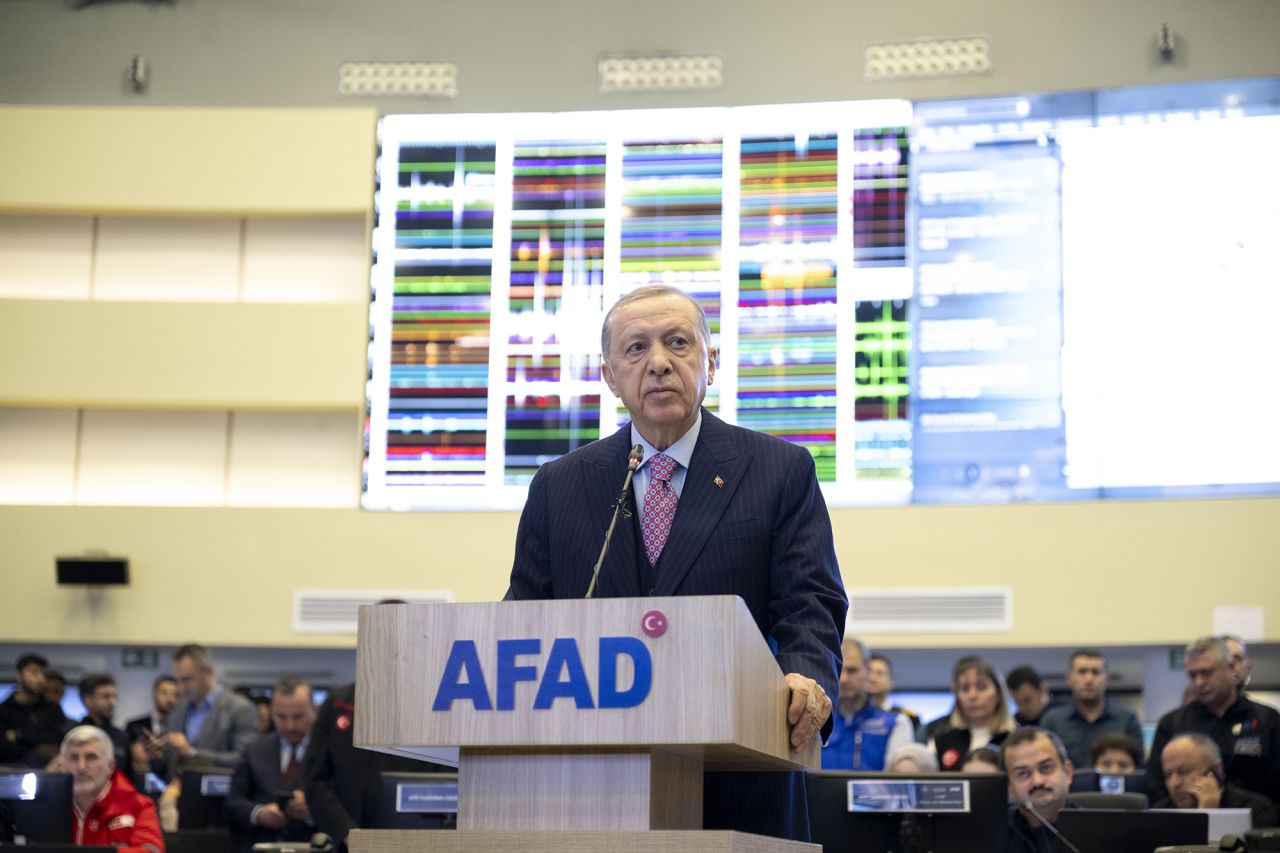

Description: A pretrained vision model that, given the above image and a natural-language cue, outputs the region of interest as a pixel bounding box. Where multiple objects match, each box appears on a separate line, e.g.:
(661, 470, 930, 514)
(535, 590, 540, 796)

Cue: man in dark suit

(227, 677, 315, 851)
(163, 643, 259, 776)
(506, 285, 848, 841)
(125, 675, 179, 781)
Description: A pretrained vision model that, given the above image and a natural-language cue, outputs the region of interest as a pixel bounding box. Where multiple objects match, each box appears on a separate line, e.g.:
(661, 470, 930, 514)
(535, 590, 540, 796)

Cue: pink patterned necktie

(642, 453, 679, 567)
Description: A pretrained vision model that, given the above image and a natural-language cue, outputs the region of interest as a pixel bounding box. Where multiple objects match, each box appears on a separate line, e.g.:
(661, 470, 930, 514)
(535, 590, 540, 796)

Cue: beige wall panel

(0, 408, 79, 503)
(0, 300, 366, 410)
(0, 215, 93, 299)
(76, 409, 228, 505)
(242, 217, 370, 303)
(226, 411, 362, 507)
(0, 107, 378, 216)
(0, 497, 1275, 648)
(93, 217, 242, 301)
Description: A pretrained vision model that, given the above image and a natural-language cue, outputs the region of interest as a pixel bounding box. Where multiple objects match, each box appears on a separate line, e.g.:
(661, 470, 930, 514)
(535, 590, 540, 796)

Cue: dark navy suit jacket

(506, 410, 848, 839)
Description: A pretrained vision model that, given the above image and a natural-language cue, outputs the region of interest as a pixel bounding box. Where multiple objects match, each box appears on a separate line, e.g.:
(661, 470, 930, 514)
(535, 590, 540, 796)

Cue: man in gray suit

(164, 643, 258, 775)
(507, 285, 847, 841)
(227, 677, 315, 850)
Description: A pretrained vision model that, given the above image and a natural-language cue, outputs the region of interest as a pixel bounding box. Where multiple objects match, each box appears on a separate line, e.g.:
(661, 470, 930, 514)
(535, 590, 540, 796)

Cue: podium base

(350, 829, 819, 853)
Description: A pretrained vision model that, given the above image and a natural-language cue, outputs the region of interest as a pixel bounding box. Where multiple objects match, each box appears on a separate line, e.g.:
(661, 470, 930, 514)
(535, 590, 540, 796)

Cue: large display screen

(363, 77, 1280, 511)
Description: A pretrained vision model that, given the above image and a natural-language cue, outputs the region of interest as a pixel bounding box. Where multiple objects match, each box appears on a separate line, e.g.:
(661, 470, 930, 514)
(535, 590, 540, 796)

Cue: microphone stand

(1022, 798, 1084, 853)
(585, 444, 643, 599)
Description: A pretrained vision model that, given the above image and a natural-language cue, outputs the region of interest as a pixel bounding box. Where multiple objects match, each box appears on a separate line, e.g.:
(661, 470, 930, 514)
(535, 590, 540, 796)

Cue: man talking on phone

(1153, 733, 1277, 828)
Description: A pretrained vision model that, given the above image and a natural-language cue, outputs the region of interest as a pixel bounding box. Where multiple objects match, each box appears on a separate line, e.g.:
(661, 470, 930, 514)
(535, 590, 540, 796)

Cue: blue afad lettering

(431, 637, 652, 711)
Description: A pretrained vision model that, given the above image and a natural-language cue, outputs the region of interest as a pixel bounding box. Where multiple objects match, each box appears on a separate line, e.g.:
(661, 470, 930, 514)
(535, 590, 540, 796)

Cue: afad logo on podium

(431, 611, 668, 712)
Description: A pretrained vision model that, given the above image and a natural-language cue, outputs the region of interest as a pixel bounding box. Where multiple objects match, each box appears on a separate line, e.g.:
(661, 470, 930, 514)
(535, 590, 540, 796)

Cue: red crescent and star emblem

(941, 748, 960, 769)
(641, 609, 668, 638)
(335, 713, 352, 732)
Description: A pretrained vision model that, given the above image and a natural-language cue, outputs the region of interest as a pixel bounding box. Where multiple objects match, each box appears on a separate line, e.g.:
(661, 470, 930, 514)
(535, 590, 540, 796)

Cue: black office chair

(1067, 791, 1149, 810)
(1248, 828, 1280, 850)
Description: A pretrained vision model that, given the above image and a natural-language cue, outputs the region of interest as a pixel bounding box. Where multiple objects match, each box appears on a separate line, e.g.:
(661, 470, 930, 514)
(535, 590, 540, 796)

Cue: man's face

(1224, 637, 1252, 686)
(154, 681, 179, 715)
(600, 294, 716, 448)
(83, 684, 118, 721)
(1162, 738, 1218, 809)
(838, 644, 868, 707)
(172, 657, 215, 702)
(1185, 651, 1238, 709)
(867, 659, 893, 698)
(1095, 748, 1136, 775)
(44, 677, 65, 703)
(1066, 655, 1107, 703)
(1010, 683, 1048, 721)
(1006, 734, 1073, 819)
(64, 740, 114, 801)
(17, 664, 46, 696)
(271, 689, 315, 746)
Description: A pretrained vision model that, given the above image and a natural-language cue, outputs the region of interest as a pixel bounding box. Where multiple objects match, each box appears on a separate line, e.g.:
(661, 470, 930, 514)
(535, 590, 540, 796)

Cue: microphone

(1021, 799, 1084, 853)
(585, 444, 643, 599)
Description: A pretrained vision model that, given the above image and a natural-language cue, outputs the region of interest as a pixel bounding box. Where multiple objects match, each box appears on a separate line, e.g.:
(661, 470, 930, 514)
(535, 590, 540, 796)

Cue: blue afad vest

(821, 702, 898, 770)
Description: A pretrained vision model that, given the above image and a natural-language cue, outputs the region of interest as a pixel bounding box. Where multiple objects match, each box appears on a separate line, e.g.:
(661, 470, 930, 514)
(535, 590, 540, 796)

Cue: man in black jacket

(1152, 733, 1277, 828)
(0, 653, 66, 766)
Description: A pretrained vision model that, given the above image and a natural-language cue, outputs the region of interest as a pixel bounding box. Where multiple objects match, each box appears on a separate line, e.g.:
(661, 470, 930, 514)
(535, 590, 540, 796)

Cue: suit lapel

(263, 734, 284, 789)
(651, 412, 750, 596)
(581, 425, 642, 598)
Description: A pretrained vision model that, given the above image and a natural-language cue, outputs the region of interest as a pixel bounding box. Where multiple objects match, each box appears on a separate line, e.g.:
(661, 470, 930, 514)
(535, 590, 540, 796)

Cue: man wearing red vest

(63, 725, 164, 853)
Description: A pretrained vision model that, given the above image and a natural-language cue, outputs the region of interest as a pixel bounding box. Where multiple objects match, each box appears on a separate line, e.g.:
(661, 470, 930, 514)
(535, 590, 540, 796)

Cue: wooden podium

(347, 596, 820, 853)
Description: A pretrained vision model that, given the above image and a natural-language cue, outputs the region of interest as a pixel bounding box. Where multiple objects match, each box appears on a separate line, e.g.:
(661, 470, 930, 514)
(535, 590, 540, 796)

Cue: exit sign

(121, 648, 159, 670)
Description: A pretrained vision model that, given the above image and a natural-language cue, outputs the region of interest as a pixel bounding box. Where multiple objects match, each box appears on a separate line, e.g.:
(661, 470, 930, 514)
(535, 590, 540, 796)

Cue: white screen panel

(0, 216, 93, 299)
(241, 217, 369, 303)
(0, 408, 79, 503)
(76, 409, 228, 505)
(94, 217, 241, 301)
(226, 411, 360, 507)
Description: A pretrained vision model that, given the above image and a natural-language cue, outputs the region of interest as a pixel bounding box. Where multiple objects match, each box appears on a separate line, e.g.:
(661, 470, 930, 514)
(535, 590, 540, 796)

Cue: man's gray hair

(842, 637, 870, 663)
(174, 643, 214, 669)
(1167, 731, 1223, 765)
(1186, 636, 1230, 663)
(600, 285, 712, 356)
(62, 724, 115, 758)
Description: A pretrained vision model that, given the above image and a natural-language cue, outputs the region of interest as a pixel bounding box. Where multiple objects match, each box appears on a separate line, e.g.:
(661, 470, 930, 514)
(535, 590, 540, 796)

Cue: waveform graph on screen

(504, 139, 607, 483)
(850, 127, 912, 483)
(620, 137, 725, 412)
(737, 133, 839, 481)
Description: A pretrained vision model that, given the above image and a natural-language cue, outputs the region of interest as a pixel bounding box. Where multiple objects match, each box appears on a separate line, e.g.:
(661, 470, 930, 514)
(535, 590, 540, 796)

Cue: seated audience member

(1006, 666, 1053, 727)
(126, 675, 180, 781)
(43, 670, 72, 726)
(79, 673, 130, 767)
(0, 653, 67, 766)
(962, 745, 1003, 773)
(924, 656, 1017, 771)
(886, 743, 939, 773)
(1040, 649, 1144, 769)
(164, 643, 259, 775)
(62, 725, 165, 853)
(1153, 733, 1277, 828)
(227, 678, 315, 850)
(304, 681, 451, 850)
(1090, 732, 1143, 774)
(1147, 636, 1280, 805)
(1004, 727, 1078, 853)
(822, 639, 913, 770)
(868, 653, 922, 736)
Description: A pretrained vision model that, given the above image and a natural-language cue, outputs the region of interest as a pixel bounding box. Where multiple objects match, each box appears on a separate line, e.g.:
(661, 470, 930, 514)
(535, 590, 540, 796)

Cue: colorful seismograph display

(620, 138, 724, 414)
(505, 140, 607, 483)
(851, 128, 912, 481)
(737, 134, 840, 481)
(380, 142, 496, 488)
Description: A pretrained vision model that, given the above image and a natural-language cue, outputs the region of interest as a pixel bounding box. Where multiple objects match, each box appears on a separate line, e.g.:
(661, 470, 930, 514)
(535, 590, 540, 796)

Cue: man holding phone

(1153, 733, 1277, 828)
(226, 678, 316, 850)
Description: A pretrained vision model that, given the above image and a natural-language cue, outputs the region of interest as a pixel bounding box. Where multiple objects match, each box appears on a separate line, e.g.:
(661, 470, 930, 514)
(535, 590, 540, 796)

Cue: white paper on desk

(1212, 605, 1264, 641)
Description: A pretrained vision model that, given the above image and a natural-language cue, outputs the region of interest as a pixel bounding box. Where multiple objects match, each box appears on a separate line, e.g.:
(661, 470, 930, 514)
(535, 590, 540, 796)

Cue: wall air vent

(293, 589, 454, 634)
(847, 587, 1012, 633)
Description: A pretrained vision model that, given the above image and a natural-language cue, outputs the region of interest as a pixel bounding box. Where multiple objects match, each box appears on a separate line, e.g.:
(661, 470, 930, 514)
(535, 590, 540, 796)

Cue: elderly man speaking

(506, 285, 848, 840)
(62, 725, 164, 853)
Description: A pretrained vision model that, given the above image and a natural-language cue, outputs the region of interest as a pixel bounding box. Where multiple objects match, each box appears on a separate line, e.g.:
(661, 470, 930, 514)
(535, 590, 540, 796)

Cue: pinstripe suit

(507, 409, 848, 839)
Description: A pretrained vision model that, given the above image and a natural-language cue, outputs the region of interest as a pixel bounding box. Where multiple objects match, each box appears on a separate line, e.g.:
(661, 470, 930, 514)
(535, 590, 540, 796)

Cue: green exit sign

(121, 648, 159, 670)
(1169, 648, 1186, 670)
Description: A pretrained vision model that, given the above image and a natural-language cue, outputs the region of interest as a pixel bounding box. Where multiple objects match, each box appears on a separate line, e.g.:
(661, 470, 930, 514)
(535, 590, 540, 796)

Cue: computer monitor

(1054, 808, 1208, 852)
(806, 771, 1008, 853)
(0, 770, 73, 844)
(1069, 769, 1150, 797)
(374, 772, 457, 830)
(177, 769, 232, 831)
